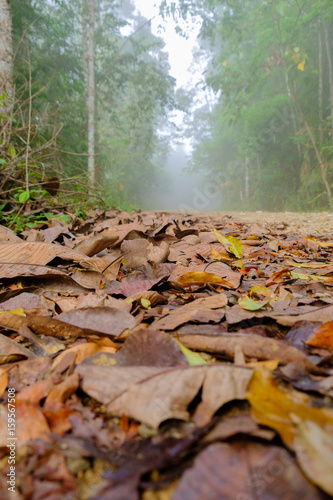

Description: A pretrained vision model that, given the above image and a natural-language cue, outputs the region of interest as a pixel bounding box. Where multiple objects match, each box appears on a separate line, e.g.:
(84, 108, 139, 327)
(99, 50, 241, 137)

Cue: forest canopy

(0, 0, 333, 217)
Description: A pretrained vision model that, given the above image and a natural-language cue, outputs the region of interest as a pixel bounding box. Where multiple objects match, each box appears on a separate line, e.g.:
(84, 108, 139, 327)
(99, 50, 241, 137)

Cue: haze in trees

(0, 0, 333, 215)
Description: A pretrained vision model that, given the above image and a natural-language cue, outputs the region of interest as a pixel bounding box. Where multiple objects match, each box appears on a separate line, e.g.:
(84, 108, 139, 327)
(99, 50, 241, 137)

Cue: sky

(130, 1, 220, 210)
(132, 0, 202, 89)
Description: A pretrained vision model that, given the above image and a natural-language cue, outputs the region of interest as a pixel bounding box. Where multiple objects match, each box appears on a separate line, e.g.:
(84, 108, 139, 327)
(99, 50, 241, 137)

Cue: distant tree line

(1, 0, 332, 213)
(0, 0, 175, 210)
(190, 0, 333, 211)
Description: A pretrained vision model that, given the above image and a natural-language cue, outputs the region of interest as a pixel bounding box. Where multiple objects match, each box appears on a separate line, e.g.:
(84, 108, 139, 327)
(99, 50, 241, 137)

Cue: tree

(0, 0, 14, 120)
(189, 0, 333, 210)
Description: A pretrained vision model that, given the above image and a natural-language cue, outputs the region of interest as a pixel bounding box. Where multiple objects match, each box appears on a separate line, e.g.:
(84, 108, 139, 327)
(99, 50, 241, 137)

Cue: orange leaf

(178, 271, 233, 288)
(305, 321, 333, 350)
(0, 369, 8, 398)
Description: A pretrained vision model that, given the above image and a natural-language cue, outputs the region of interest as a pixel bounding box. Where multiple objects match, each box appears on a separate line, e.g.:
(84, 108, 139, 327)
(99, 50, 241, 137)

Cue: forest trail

(161, 210, 333, 235)
(0, 209, 333, 499)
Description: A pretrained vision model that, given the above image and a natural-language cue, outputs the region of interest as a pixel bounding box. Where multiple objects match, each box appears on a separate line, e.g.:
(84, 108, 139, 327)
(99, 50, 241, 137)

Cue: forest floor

(0, 209, 333, 499)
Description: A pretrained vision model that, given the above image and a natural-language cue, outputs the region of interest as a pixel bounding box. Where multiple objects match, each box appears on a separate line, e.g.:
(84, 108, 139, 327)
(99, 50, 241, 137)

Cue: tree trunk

(323, 19, 333, 137)
(245, 157, 250, 201)
(318, 23, 324, 145)
(87, 0, 95, 187)
(295, 98, 332, 208)
(272, 2, 301, 158)
(0, 0, 14, 120)
(82, 0, 89, 95)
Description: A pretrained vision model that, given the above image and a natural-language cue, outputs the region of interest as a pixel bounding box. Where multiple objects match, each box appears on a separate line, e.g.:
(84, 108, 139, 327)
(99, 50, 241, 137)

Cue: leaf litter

(0, 210, 333, 499)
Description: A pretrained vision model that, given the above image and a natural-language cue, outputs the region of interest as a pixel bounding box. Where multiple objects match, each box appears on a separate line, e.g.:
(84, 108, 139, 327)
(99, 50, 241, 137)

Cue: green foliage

(191, 0, 333, 211)
(10, 0, 175, 209)
(0, 209, 70, 233)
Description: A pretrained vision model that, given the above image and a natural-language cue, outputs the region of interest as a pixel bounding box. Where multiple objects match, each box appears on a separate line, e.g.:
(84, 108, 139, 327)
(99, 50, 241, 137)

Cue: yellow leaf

(140, 298, 151, 309)
(210, 245, 231, 261)
(238, 295, 271, 311)
(286, 260, 327, 269)
(0, 308, 26, 317)
(305, 237, 333, 248)
(248, 285, 274, 298)
(214, 228, 243, 258)
(246, 368, 333, 448)
(176, 338, 208, 365)
(298, 58, 305, 71)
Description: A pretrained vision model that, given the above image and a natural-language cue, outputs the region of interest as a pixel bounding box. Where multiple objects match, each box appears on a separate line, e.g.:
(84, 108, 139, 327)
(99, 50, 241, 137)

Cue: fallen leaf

(293, 417, 333, 495)
(305, 321, 333, 350)
(172, 441, 326, 500)
(246, 368, 333, 447)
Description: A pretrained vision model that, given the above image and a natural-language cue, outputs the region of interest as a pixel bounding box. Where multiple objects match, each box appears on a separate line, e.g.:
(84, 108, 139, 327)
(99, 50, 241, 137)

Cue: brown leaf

(193, 365, 253, 425)
(179, 333, 308, 366)
(44, 372, 79, 405)
(293, 418, 333, 495)
(0, 241, 90, 265)
(0, 224, 23, 243)
(0, 313, 91, 340)
(57, 307, 138, 337)
(0, 262, 68, 279)
(0, 333, 36, 363)
(172, 441, 327, 500)
(94, 329, 188, 367)
(77, 363, 253, 429)
(73, 233, 119, 256)
(16, 400, 51, 446)
(153, 301, 225, 330)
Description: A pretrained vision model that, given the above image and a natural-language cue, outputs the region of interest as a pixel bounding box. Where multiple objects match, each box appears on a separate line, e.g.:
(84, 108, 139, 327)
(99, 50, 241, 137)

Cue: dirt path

(161, 211, 333, 237)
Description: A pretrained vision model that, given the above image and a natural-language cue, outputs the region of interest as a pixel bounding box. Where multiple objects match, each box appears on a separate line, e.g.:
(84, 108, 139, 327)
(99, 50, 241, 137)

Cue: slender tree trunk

(87, 0, 95, 187)
(0, 0, 14, 120)
(295, 97, 332, 208)
(82, 0, 89, 95)
(318, 23, 324, 145)
(323, 19, 333, 137)
(245, 157, 250, 201)
(272, 2, 301, 158)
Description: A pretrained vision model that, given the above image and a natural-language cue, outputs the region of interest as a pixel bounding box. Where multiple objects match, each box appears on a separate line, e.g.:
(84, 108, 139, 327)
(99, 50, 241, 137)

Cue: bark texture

(0, 0, 14, 116)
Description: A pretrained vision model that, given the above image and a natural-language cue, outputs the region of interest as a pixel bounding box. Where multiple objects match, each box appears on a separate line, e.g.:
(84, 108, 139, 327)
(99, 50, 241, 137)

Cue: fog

(144, 145, 222, 212)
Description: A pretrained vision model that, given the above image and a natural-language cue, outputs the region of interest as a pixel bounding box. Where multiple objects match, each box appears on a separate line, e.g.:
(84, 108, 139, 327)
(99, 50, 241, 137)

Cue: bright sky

(132, 0, 202, 88)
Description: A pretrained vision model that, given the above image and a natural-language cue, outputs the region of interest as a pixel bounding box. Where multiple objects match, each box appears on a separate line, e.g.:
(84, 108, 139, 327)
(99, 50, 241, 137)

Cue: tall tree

(87, 0, 96, 187)
(0, 0, 14, 120)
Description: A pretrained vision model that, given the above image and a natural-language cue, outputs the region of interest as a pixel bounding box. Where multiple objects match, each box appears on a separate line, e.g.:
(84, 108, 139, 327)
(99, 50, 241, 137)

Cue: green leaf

(176, 338, 208, 365)
(8, 145, 16, 159)
(0, 159, 8, 166)
(18, 191, 30, 203)
(238, 295, 271, 311)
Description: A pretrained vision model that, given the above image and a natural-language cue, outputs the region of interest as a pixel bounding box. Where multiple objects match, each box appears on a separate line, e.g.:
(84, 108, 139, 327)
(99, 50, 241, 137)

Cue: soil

(163, 211, 333, 238)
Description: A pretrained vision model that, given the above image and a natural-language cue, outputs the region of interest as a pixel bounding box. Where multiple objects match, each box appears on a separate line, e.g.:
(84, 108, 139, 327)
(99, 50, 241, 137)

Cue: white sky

(132, 0, 202, 88)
